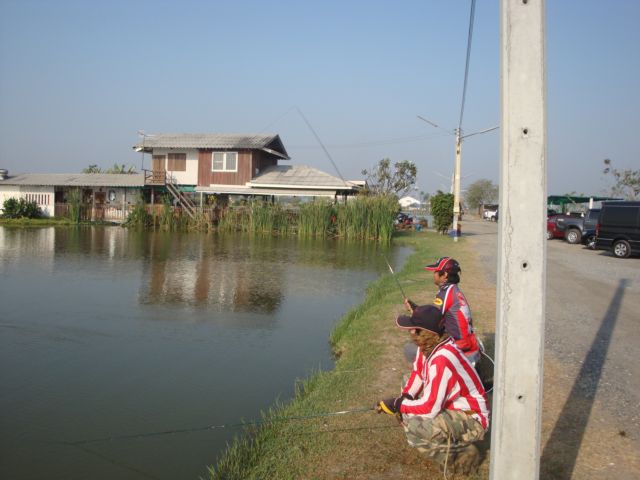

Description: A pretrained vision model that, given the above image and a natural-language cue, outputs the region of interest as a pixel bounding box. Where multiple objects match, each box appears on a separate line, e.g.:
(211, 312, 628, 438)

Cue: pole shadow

(540, 278, 629, 479)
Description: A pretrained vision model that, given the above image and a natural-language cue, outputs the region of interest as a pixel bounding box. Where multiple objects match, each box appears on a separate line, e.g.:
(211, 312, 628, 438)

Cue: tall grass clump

(218, 201, 294, 235)
(298, 200, 335, 237)
(158, 197, 175, 229)
(334, 194, 397, 243)
(249, 200, 291, 234)
(124, 200, 153, 228)
(67, 188, 82, 224)
(218, 206, 250, 233)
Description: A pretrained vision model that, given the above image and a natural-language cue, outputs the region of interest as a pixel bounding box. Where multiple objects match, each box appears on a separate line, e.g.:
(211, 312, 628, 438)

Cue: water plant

(67, 188, 82, 223)
(124, 200, 153, 228)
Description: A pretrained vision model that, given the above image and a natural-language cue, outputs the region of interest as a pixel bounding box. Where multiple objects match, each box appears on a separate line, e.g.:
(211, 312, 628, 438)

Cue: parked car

(483, 205, 499, 221)
(555, 209, 601, 245)
(595, 201, 640, 258)
(547, 214, 565, 240)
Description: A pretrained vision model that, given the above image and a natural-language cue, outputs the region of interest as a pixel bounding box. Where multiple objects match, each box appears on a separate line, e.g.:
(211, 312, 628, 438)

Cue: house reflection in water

(140, 233, 284, 315)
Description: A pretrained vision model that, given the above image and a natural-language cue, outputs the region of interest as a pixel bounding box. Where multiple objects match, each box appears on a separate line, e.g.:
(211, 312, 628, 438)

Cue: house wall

(0, 185, 55, 217)
(150, 148, 199, 185)
(197, 149, 254, 187)
(252, 151, 278, 176)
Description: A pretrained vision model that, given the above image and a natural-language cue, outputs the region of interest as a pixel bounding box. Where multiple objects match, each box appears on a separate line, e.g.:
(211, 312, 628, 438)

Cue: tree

(361, 158, 417, 196)
(82, 164, 102, 174)
(603, 158, 639, 200)
(106, 163, 137, 174)
(465, 179, 498, 212)
(431, 191, 454, 234)
(81, 164, 137, 174)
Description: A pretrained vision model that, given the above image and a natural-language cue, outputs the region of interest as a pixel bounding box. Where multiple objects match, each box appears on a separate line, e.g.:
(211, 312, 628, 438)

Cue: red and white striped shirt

(400, 338, 490, 430)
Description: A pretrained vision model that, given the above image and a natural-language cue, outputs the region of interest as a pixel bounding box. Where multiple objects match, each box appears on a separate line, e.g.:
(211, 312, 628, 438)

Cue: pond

(0, 226, 410, 480)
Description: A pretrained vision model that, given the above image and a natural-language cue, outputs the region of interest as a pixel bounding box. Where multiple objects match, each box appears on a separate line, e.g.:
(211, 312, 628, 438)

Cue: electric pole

(490, 0, 547, 478)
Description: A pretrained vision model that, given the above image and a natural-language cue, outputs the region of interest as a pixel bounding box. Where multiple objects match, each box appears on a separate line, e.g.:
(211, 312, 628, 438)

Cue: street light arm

(417, 115, 456, 136)
(460, 125, 499, 140)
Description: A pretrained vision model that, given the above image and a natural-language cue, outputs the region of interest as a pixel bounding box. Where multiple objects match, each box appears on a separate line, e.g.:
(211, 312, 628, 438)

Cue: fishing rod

(65, 407, 375, 446)
(381, 255, 408, 301)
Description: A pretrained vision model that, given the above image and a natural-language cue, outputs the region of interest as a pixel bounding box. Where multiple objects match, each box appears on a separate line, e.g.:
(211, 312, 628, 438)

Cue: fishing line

(295, 107, 346, 183)
(71, 442, 162, 480)
(64, 407, 375, 446)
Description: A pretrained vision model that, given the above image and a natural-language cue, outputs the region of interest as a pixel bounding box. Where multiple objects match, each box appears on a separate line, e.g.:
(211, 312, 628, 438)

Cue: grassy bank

(206, 230, 496, 479)
(0, 218, 95, 226)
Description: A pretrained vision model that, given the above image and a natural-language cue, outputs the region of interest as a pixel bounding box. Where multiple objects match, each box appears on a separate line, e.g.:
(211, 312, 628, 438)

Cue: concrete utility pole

(452, 129, 462, 241)
(490, 0, 546, 479)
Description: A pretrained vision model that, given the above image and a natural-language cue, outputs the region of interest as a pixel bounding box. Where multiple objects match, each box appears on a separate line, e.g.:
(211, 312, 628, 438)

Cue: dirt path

(464, 216, 640, 480)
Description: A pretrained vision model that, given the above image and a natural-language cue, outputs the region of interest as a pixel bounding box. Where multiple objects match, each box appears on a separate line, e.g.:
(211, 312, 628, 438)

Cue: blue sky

(0, 0, 638, 197)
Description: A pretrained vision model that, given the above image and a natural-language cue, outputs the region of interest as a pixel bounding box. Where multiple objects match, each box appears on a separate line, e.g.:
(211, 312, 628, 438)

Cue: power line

(289, 132, 451, 149)
(458, 0, 477, 132)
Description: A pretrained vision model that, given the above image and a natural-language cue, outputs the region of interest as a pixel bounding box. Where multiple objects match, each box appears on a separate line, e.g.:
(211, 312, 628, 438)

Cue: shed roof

(249, 165, 354, 190)
(133, 133, 290, 159)
(0, 173, 145, 187)
(547, 195, 621, 206)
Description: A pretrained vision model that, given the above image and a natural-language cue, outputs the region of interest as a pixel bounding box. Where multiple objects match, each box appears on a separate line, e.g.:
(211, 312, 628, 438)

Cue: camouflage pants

(402, 409, 485, 466)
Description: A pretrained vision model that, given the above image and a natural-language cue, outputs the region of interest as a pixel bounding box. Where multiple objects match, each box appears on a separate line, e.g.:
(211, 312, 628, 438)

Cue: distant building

(0, 172, 144, 220)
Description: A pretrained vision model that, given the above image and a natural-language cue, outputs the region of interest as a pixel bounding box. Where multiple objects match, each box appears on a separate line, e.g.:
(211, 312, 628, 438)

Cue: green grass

(205, 231, 456, 479)
(0, 217, 91, 226)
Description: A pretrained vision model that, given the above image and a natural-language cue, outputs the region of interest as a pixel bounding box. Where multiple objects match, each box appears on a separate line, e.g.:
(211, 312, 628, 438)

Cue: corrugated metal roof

(249, 165, 353, 189)
(133, 133, 273, 149)
(195, 185, 340, 197)
(0, 173, 145, 187)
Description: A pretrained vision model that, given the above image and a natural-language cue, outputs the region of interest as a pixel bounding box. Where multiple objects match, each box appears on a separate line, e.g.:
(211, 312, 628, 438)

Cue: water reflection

(139, 233, 286, 313)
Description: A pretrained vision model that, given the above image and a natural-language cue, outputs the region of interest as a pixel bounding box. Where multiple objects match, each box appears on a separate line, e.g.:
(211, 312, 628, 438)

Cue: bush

(2, 197, 42, 219)
(431, 192, 454, 234)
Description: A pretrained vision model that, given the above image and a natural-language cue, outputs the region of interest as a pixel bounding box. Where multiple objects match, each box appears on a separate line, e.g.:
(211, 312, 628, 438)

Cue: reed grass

(298, 200, 334, 237)
(123, 194, 397, 241)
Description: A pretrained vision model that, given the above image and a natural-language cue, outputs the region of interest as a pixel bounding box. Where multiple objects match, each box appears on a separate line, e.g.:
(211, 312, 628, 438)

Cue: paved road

(463, 217, 640, 479)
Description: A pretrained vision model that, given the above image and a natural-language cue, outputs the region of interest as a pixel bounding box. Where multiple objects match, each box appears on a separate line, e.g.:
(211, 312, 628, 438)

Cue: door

(94, 191, 106, 220)
(152, 155, 166, 184)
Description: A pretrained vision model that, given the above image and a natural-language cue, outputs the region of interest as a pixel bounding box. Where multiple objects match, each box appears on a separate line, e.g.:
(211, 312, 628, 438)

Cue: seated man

(377, 304, 490, 475)
(405, 256, 481, 364)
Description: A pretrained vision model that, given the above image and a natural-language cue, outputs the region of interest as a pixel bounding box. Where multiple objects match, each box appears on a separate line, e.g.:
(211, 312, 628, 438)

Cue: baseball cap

(424, 257, 461, 274)
(396, 305, 444, 334)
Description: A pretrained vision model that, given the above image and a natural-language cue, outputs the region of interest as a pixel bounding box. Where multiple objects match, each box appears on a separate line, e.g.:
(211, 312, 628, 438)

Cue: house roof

(195, 185, 343, 198)
(0, 173, 145, 187)
(133, 133, 290, 160)
(249, 165, 355, 190)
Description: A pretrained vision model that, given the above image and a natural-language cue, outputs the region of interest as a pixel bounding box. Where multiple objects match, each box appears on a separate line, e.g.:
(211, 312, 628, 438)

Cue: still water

(0, 226, 410, 480)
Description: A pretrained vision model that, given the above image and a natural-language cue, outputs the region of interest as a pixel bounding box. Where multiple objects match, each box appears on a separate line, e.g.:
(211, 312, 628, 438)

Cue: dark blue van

(595, 201, 640, 258)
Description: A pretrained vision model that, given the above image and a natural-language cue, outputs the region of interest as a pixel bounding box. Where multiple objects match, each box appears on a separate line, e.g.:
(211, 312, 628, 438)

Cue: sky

(0, 0, 638, 197)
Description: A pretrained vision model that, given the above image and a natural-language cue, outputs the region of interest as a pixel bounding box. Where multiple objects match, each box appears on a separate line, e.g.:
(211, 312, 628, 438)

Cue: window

(212, 152, 238, 172)
(167, 153, 187, 171)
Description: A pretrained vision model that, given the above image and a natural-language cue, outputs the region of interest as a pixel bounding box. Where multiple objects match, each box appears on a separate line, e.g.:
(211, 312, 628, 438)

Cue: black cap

(424, 257, 461, 274)
(396, 305, 444, 334)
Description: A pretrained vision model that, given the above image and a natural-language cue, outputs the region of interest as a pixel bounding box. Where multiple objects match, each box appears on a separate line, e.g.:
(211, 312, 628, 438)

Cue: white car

(483, 207, 498, 221)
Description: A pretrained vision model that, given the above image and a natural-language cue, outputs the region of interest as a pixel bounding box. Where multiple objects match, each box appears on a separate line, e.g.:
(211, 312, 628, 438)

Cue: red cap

(424, 257, 461, 273)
